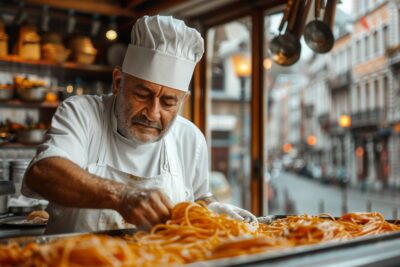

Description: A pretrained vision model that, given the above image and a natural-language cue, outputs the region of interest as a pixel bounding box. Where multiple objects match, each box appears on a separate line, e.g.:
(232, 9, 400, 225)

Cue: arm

(25, 157, 123, 210)
(25, 156, 173, 229)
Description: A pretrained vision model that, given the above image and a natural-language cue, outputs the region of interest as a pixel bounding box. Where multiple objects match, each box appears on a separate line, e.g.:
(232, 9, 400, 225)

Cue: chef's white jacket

(22, 94, 211, 233)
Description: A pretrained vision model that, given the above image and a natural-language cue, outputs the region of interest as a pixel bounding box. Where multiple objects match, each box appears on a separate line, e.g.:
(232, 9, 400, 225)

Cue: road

(270, 171, 400, 219)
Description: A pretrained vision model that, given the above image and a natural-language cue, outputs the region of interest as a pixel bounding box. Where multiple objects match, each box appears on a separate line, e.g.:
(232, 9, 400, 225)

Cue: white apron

(44, 97, 193, 234)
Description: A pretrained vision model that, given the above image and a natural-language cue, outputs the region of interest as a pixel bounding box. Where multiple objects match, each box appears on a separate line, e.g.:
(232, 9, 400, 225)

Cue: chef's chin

(128, 126, 163, 144)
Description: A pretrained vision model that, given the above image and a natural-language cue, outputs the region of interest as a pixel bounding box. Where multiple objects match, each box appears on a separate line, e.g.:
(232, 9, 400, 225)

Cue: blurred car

(307, 163, 322, 180)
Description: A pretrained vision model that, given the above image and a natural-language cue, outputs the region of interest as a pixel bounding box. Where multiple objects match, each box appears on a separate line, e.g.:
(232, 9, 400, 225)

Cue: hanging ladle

(270, 0, 301, 66)
(270, 0, 311, 66)
(304, 0, 337, 53)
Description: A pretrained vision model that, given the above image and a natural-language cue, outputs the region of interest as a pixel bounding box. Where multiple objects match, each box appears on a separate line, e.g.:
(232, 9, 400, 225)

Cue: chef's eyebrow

(136, 84, 180, 100)
(162, 95, 178, 102)
(135, 84, 153, 93)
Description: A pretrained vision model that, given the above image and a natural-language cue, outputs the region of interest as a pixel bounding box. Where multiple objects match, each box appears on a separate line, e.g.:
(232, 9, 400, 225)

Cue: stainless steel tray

(0, 228, 137, 246)
(187, 230, 400, 267)
(2, 215, 400, 267)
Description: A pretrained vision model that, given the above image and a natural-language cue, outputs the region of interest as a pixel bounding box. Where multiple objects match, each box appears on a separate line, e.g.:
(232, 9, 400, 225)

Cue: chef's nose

(145, 97, 161, 121)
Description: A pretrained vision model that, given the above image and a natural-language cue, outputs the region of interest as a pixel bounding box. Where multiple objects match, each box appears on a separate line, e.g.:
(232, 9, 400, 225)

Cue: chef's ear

(112, 67, 123, 95)
(182, 91, 191, 103)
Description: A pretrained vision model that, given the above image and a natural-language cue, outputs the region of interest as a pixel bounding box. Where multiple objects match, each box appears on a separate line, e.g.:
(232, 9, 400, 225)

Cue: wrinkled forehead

(122, 73, 187, 97)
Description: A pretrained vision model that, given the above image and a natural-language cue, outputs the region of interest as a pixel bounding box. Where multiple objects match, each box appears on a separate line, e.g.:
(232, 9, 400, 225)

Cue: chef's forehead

(122, 73, 187, 95)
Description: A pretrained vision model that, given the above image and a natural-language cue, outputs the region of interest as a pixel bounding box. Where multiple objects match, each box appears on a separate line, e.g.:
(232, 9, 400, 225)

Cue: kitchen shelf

(0, 100, 59, 109)
(0, 143, 39, 149)
(0, 56, 114, 81)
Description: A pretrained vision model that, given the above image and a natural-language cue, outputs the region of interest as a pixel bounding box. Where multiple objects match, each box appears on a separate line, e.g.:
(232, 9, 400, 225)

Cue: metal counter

(2, 217, 400, 267)
(188, 231, 400, 267)
(0, 213, 45, 239)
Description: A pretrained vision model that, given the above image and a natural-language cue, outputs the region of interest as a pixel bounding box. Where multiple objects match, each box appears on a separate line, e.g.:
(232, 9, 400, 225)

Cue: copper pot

(0, 86, 13, 101)
(16, 87, 46, 102)
(16, 129, 46, 144)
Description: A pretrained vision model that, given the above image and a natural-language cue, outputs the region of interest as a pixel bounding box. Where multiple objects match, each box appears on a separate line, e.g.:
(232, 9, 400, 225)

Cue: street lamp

(232, 53, 251, 209)
(338, 114, 351, 214)
(306, 135, 317, 146)
(337, 114, 351, 168)
(338, 114, 351, 128)
(283, 143, 292, 153)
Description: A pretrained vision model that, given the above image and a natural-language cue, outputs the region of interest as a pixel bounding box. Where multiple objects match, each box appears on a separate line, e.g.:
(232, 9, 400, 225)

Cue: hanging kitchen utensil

(304, 0, 337, 53)
(270, 0, 311, 66)
(270, 0, 299, 66)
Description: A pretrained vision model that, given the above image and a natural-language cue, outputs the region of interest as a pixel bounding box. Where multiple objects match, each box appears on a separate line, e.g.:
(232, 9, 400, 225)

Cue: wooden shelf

(0, 100, 59, 109)
(0, 143, 38, 149)
(0, 56, 114, 74)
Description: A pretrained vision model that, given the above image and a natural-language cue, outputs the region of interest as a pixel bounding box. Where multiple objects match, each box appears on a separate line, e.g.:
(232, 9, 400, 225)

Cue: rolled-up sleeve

(22, 96, 93, 198)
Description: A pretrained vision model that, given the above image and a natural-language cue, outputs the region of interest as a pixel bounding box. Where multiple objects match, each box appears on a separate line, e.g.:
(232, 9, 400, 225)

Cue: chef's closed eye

(161, 95, 178, 108)
(133, 87, 152, 101)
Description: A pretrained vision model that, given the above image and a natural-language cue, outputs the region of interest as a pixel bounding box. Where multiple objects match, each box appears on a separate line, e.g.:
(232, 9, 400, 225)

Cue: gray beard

(114, 95, 178, 145)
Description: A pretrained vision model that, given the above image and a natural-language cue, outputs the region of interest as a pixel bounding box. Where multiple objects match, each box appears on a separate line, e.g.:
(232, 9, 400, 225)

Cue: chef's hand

(117, 186, 174, 230)
(208, 202, 258, 223)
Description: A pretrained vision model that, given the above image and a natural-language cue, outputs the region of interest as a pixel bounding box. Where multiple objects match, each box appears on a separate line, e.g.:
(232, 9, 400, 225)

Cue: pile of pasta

(1, 202, 400, 267)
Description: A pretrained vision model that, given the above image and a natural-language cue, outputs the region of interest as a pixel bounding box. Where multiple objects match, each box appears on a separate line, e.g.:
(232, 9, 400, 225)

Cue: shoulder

(170, 116, 206, 144)
(60, 95, 105, 112)
(56, 95, 109, 122)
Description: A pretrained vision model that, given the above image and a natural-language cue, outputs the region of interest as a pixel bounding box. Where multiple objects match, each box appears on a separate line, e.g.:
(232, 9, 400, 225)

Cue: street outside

(269, 171, 400, 220)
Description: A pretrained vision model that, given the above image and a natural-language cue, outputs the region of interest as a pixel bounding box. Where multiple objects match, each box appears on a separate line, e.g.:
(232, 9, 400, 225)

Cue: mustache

(131, 115, 162, 130)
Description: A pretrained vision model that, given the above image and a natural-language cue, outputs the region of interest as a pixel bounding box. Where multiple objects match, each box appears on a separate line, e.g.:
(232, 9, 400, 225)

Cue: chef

(22, 15, 256, 234)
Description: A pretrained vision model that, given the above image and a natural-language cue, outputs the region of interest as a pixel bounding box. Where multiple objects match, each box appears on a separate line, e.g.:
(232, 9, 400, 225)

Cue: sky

(339, 0, 353, 14)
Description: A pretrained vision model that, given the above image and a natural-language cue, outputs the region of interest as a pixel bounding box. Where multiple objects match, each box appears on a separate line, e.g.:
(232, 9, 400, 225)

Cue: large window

(263, 0, 398, 219)
(383, 25, 389, 49)
(206, 18, 252, 209)
(356, 40, 361, 63)
(373, 31, 379, 55)
(364, 36, 370, 60)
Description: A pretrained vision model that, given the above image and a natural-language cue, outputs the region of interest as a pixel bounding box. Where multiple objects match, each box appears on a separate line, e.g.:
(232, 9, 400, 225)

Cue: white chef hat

(122, 15, 204, 91)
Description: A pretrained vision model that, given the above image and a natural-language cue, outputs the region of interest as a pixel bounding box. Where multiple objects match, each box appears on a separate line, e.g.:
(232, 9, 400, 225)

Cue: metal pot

(0, 86, 14, 101)
(0, 181, 15, 214)
(16, 87, 46, 102)
(8, 205, 39, 215)
(0, 195, 8, 214)
(16, 129, 46, 144)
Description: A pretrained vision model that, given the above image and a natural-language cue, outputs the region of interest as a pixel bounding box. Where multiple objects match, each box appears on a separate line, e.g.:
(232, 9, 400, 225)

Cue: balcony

(318, 113, 330, 130)
(351, 108, 387, 128)
(327, 70, 352, 91)
(386, 45, 400, 68)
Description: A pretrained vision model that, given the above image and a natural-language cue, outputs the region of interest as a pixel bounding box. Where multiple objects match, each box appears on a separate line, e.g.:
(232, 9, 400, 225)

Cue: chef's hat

(122, 15, 204, 91)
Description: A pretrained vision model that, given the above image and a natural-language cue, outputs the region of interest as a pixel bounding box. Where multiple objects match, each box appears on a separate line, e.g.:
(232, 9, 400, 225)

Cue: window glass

(373, 31, 379, 55)
(383, 25, 389, 49)
(264, 0, 398, 219)
(206, 18, 252, 209)
(364, 36, 369, 59)
(356, 40, 361, 63)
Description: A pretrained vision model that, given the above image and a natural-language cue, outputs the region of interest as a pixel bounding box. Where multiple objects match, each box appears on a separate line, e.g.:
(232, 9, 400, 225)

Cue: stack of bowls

(0, 160, 12, 214)
(10, 160, 30, 197)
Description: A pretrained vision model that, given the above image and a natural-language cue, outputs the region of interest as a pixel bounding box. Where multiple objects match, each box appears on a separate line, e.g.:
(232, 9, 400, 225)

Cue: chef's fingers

(158, 191, 174, 210)
(140, 201, 161, 225)
(148, 191, 172, 221)
(228, 211, 245, 221)
(134, 212, 152, 231)
(238, 210, 258, 223)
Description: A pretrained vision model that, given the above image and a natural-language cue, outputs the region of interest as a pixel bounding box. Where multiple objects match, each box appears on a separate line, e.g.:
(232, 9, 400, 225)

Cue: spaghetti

(1, 202, 400, 266)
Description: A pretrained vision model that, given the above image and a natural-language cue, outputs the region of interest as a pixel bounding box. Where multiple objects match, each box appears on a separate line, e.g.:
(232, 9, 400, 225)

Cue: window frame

(191, 0, 285, 215)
